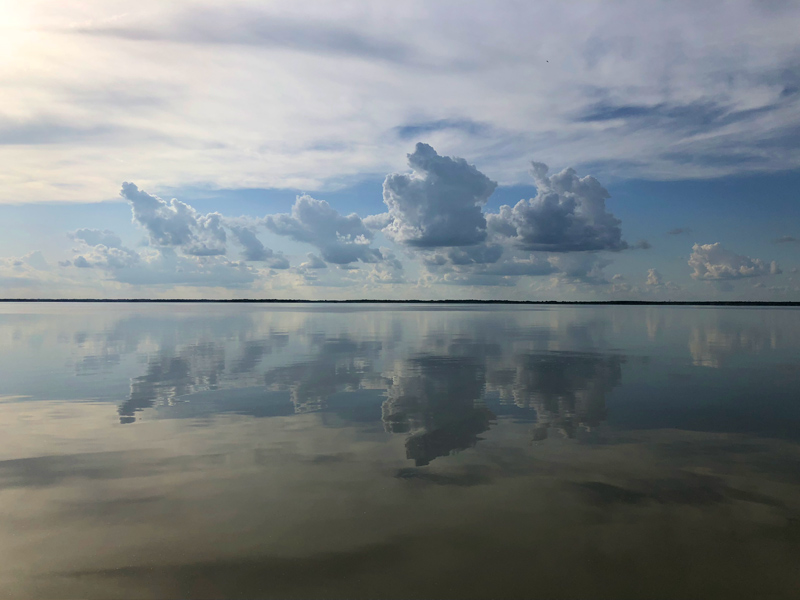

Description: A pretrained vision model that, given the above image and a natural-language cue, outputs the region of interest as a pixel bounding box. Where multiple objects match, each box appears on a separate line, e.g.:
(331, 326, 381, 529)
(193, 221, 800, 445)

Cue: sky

(1, 0, 799, 300)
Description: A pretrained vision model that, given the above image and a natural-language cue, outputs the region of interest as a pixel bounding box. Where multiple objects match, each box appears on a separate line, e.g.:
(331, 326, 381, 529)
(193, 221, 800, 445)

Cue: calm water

(1, 303, 799, 599)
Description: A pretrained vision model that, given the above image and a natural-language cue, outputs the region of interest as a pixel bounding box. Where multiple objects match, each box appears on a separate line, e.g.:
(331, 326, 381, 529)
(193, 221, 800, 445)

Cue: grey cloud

(633, 240, 652, 250)
(446, 244, 504, 266)
(73, 256, 92, 268)
(71, 229, 123, 249)
(487, 162, 626, 252)
(0, 116, 116, 146)
(268, 255, 290, 270)
(689, 243, 772, 280)
(369, 249, 405, 284)
(576, 100, 782, 136)
(121, 183, 227, 256)
(265, 194, 381, 265)
(429, 254, 557, 286)
(300, 254, 327, 269)
(382, 143, 497, 248)
(227, 224, 273, 262)
(774, 235, 798, 243)
(74, 8, 411, 64)
(394, 119, 490, 140)
(667, 228, 692, 236)
(548, 254, 612, 284)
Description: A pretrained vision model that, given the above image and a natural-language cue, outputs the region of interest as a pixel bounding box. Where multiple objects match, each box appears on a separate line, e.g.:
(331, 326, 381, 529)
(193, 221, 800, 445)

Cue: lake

(0, 303, 799, 599)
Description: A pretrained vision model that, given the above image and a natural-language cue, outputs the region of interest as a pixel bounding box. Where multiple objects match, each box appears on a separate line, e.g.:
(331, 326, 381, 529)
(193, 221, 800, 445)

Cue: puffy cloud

(381, 143, 497, 248)
(73, 244, 141, 270)
(547, 253, 612, 283)
(266, 194, 381, 265)
(646, 268, 663, 286)
(268, 255, 290, 270)
(445, 244, 504, 266)
(73, 256, 92, 268)
(300, 253, 327, 269)
(368, 248, 404, 284)
(487, 162, 626, 252)
(120, 183, 227, 256)
(688, 243, 772, 280)
(71, 229, 123, 248)
(227, 224, 272, 262)
(363, 212, 392, 231)
(644, 268, 680, 292)
(66, 222, 258, 288)
(770, 261, 782, 275)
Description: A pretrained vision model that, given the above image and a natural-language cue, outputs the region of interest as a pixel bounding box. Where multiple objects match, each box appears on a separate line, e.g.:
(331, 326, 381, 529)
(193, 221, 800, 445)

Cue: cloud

(7, 3, 800, 204)
(227, 224, 272, 262)
(774, 235, 798, 243)
(445, 244, 504, 266)
(688, 243, 773, 280)
(265, 194, 381, 265)
(362, 212, 392, 231)
(67, 222, 259, 288)
(487, 162, 626, 252)
(109, 252, 256, 287)
(268, 255, 290, 270)
(73, 244, 140, 270)
(120, 183, 227, 256)
(667, 228, 692, 236)
(646, 268, 662, 286)
(74, 7, 412, 64)
(632, 240, 652, 250)
(71, 229, 123, 249)
(770, 261, 782, 275)
(368, 249, 405, 284)
(19, 251, 49, 271)
(394, 119, 490, 140)
(300, 254, 327, 269)
(381, 143, 497, 248)
(547, 254, 612, 283)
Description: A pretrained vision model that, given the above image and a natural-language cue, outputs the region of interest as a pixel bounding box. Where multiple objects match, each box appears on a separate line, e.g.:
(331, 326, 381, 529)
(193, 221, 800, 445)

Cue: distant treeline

(0, 299, 798, 306)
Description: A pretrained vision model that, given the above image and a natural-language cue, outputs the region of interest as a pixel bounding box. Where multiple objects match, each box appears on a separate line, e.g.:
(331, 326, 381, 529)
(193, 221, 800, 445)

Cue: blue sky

(1, 0, 799, 299)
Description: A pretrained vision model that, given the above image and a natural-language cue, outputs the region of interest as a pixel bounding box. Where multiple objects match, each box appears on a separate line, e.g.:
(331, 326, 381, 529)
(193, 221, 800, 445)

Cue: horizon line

(0, 299, 799, 306)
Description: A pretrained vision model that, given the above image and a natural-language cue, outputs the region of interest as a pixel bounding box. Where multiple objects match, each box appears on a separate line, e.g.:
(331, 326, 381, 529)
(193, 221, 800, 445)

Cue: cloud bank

(688, 243, 776, 281)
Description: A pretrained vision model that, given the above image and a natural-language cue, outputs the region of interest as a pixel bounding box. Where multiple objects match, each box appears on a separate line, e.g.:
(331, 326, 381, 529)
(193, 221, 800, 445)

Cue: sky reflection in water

(0, 304, 799, 599)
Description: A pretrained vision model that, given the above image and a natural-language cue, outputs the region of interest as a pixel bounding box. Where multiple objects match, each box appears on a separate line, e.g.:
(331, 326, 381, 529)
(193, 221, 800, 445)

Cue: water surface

(1, 303, 799, 599)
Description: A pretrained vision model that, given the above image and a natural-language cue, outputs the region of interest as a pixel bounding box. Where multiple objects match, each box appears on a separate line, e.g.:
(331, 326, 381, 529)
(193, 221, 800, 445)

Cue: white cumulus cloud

(689, 243, 773, 280)
(487, 162, 626, 252)
(265, 194, 381, 265)
(381, 143, 497, 248)
(121, 183, 227, 256)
